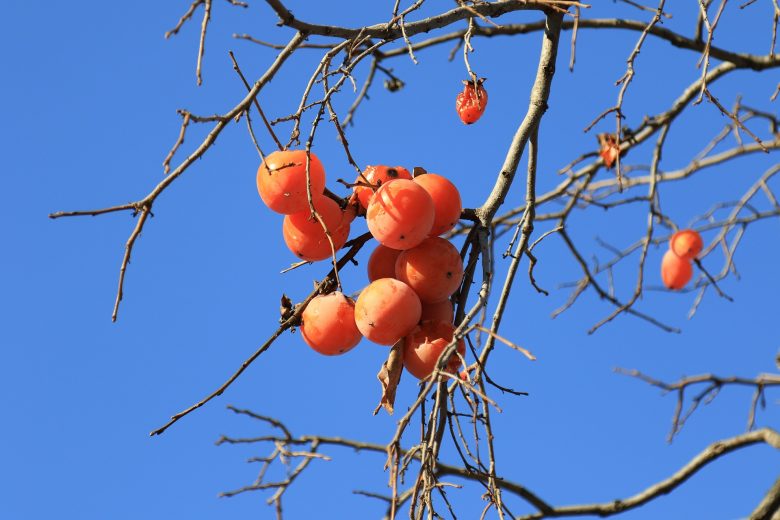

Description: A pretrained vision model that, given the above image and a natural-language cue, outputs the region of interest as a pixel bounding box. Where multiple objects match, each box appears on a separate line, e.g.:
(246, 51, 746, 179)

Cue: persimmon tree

(51, 1, 780, 518)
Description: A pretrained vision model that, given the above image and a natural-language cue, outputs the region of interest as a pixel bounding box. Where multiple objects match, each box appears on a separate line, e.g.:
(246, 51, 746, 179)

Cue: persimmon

(456, 79, 488, 124)
(395, 237, 464, 303)
(355, 278, 422, 345)
(414, 173, 462, 236)
(670, 229, 703, 260)
(282, 195, 350, 261)
(301, 292, 362, 355)
(661, 250, 693, 290)
(354, 165, 412, 209)
(597, 133, 619, 170)
(403, 320, 465, 380)
(366, 179, 435, 250)
(420, 299, 454, 324)
(367, 244, 402, 282)
(256, 150, 326, 214)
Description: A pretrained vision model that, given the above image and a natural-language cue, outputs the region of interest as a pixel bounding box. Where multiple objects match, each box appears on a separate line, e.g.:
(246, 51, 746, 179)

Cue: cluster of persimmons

(256, 150, 466, 381)
(253, 82, 698, 382)
(661, 229, 703, 290)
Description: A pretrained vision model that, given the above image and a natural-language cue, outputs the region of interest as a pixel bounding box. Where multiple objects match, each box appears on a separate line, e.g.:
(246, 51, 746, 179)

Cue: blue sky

(2, 1, 778, 519)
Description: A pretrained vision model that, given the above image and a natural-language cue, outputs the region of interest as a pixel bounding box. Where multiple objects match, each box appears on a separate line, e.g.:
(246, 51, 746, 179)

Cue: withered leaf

(279, 294, 293, 322)
(373, 340, 404, 415)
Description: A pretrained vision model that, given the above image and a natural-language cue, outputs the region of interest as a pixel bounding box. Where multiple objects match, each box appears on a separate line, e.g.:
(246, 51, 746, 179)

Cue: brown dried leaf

(279, 294, 293, 321)
(373, 341, 404, 415)
(412, 166, 428, 178)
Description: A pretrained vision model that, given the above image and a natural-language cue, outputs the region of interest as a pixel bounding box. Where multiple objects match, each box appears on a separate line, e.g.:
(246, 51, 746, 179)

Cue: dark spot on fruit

(446, 271, 452, 278)
(400, 235, 405, 240)
(387, 168, 398, 178)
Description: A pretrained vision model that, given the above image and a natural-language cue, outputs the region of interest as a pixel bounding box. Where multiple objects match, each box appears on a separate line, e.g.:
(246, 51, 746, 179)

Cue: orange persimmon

(661, 250, 693, 290)
(403, 320, 465, 380)
(670, 229, 703, 261)
(257, 150, 326, 214)
(395, 237, 464, 303)
(282, 195, 350, 261)
(420, 299, 454, 324)
(366, 179, 435, 250)
(301, 292, 362, 355)
(414, 173, 462, 236)
(367, 244, 402, 282)
(355, 278, 422, 345)
(354, 165, 412, 209)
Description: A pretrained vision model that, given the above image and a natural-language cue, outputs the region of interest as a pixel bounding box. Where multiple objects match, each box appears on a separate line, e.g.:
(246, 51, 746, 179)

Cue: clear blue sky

(1, 1, 778, 519)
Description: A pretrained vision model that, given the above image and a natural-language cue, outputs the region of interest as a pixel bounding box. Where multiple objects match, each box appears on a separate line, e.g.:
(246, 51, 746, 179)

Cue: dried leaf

(412, 166, 428, 178)
(279, 294, 293, 321)
(373, 341, 404, 415)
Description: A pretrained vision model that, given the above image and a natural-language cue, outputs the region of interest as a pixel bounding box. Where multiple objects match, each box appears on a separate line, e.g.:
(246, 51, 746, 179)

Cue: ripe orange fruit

(366, 179, 435, 250)
(301, 292, 362, 355)
(367, 244, 402, 282)
(670, 229, 703, 261)
(420, 299, 454, 324)
(355, 278, 422, 345)
(256, 150, 326, 214)
(403, 320, 465, 380)
(395, 237, 464, 303)
(661, 250, 693, 290)
(455, 80, 488, 124)
(414, 174, 462, 236)
(282, 195, 350, 261)
(354, 165, 412, 209)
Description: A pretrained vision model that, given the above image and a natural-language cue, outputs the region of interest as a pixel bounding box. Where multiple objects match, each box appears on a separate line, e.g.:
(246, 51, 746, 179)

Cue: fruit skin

(301, 292, 362, 355)
(420, 299, 454, 324)
(355, 278, 422, 346)
(354, 165, 412, 209)
(256, 150, 327, 214)
(670, 229, 703, 261)
(414, 174, 462, 236)
(366, 179, 435, 250)
(661, 250, 693, 290)
(282, 195, 350, 261)
(455, 80, 488, 124)
(367, 244, 402, 282)
(395, 237, 464, 303)
(403, 320, 465, 380)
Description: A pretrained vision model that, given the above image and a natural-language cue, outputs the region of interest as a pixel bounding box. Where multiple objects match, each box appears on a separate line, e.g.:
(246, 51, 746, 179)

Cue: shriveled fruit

(354, 165, 412, 209)
(355, 278, 422, 345)
(414, 173, 462, 236)
(301, 292, 362, 355)
(670, 229, 703, 261)
(257, 150, 326, 214)
(395, 237, 464, 303)
(403, 320, 465, 380)
(366, 179, 435, 250)
(420, 299, 454, 324)
(597, 133, 619, 170)
(455, 80, 488, 124)
(282, 195, 350, 261)
(661, 250, 693, 290)
(367, 244, 402, 282)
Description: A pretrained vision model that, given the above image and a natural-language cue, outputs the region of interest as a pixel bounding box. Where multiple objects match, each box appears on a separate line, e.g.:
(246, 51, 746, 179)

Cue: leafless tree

(51, 1, 780, 518)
